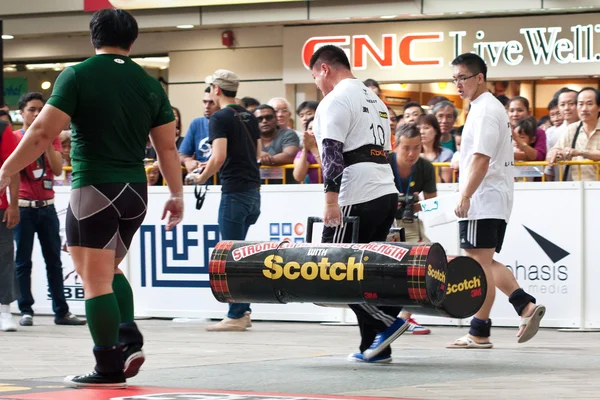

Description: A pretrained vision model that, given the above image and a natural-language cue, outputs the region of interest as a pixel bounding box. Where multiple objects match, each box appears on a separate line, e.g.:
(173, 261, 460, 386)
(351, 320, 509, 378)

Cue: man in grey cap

(194, 69, 262, 331)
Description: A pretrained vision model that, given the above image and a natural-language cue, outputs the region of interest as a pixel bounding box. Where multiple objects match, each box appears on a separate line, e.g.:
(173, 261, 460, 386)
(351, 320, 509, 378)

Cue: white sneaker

(0, 313, 17, 332)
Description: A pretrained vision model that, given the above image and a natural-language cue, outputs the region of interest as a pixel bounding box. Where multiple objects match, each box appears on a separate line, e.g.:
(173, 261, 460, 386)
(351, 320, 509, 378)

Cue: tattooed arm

(322, 138, 344, 226)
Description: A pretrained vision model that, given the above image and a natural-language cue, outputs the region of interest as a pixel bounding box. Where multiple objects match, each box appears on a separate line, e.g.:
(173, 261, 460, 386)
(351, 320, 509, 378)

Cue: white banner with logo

(23, 182, 593, 328)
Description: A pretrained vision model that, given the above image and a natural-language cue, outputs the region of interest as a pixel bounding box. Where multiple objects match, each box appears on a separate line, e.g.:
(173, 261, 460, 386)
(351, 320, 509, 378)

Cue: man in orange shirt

(13, 93, 85, 327)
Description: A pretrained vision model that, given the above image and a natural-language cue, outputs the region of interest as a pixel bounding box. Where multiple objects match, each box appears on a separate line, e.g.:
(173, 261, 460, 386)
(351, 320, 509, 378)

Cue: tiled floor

(1, 317, 599, 399)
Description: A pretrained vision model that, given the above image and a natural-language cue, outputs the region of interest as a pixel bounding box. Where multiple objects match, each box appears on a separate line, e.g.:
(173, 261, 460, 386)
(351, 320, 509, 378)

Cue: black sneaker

(123, 344, 145, 379)
(55, 312, 87, 326)
(64, 370, 127, 389)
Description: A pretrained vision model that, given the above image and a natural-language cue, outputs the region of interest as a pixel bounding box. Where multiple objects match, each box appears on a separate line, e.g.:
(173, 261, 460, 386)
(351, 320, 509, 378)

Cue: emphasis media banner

(28, 183, 585, 327)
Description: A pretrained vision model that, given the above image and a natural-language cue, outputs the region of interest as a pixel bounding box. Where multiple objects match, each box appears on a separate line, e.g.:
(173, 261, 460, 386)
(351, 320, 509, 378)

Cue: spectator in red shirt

(0, 121, 21, 332)
(13, 93, 85, 327)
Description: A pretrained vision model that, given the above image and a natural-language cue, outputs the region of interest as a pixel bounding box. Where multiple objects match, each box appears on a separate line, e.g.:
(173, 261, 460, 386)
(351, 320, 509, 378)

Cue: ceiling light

(176, 24, 194, 29)
(41, 81, 52, 90)
(380, 15, 397, 19)
(2, 35, 14, 40)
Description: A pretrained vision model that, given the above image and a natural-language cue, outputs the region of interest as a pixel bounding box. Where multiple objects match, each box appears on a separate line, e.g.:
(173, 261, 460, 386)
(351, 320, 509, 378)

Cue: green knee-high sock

(85, 293, 121, 347)
(112, 274, 134, 323)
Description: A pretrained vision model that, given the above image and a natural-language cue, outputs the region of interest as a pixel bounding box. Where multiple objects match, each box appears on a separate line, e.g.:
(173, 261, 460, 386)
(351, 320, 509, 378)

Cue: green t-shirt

(47, 54, 174, 188)
(440, 133, 457, 152)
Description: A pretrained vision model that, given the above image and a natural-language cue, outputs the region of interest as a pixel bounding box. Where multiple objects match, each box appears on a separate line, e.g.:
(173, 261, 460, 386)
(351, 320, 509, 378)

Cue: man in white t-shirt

(450, 53, 545, 349)
(545, 89, 578, 180)
(309, 45, 404, 363)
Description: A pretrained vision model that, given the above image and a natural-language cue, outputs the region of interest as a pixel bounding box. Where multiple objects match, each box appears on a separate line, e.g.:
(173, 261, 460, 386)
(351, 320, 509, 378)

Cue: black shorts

(322, 193, 397, 244)
(66, 183, 148, 258)
(459, 219, 507, 253)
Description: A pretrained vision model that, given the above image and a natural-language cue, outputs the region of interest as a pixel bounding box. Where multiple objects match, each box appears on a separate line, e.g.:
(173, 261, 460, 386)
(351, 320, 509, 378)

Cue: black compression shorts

(66, 182, 148, 258)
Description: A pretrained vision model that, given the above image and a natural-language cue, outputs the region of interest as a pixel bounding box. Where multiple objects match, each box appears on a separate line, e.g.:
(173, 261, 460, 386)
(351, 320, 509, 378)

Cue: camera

(184, 167, 204, 185)
(396, 194, 416, 223)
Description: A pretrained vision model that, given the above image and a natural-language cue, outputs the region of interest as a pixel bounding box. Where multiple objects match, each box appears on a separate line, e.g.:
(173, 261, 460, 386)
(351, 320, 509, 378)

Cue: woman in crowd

(507, 96, 547, 161)
(513, 117, 546, 161)
(293, 117, 321, 183)
(145, 161, 162, 186)
(54, 130, 73, 186)
(418, 114, 454, 183)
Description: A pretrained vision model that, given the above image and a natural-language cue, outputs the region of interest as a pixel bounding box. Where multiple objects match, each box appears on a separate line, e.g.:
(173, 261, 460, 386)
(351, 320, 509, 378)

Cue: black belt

(343, 144, 387, 167)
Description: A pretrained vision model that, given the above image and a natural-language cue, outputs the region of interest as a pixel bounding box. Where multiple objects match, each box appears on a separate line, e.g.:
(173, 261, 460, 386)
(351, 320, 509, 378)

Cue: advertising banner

(26, 183, 589, 328)
(283, 13, 600, 83)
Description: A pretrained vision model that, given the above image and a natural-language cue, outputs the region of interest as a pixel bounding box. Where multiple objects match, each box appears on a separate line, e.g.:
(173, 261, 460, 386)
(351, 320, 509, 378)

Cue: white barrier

(23, 182, 597, 328)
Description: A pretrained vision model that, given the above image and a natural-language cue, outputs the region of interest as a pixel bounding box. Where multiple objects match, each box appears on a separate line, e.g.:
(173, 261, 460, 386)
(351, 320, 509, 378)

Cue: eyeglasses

(452, 73, 479, 85)
(257, 115, 275, 122)
(194, 183, 209, 210)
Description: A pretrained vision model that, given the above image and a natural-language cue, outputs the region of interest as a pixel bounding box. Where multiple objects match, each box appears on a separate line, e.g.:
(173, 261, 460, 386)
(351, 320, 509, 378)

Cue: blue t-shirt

(178, 117, 212, 162)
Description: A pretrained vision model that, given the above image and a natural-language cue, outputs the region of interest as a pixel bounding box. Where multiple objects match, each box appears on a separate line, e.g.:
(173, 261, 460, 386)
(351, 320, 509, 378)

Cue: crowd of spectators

(4, 80, 595, 187)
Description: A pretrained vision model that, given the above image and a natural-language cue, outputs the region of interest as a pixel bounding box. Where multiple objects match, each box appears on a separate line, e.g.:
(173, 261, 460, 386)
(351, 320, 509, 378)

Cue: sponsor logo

(427, 265, 446, 283)
(302, 33, 444, 70)
(506, 225, 570, 295)
(301, 25, 598, 71)
(140, 224, 220, 288)
(379, 111, 388, 119)
(270, 222, 305, 243)
(232, 242, 408, 262)
(446, 276, 482, 294)
(263, 255, 364, 281)
(370, 148, 385, 157)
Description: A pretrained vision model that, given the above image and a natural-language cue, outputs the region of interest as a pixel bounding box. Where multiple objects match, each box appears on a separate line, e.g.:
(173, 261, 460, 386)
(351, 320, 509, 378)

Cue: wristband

(324, 179, 340, 193)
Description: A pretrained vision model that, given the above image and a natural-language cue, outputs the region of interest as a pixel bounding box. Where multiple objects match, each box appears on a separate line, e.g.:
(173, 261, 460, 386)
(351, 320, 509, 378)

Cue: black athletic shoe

(123, 344, 145, 379)
(64, 370, 127, 389)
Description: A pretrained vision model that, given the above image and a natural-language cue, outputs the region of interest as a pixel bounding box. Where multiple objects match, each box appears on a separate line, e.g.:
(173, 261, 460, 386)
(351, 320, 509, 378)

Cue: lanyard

(401, 170, 414, 202)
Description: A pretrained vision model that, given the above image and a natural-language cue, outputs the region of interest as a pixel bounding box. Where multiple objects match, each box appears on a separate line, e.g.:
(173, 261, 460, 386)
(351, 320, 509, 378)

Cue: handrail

(66, 160, 600, 185)
(431, 160, 600, 182)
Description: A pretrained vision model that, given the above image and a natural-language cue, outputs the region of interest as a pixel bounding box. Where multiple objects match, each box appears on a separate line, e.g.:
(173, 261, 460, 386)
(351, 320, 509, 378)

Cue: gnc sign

(284, 13, 600, 83)
(302, 33, 444, 70)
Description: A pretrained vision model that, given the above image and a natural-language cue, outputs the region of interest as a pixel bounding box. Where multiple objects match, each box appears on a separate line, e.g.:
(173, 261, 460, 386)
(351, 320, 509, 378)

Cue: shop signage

(84, 0, 300, 11)
(284, 13, 600, 83)
(302, 25, 598, 70)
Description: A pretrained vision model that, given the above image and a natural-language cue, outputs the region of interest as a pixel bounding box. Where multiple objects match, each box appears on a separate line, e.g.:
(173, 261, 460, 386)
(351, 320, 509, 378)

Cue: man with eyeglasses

(449, 53, 545, 349)
(194, 69, 262, 332)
